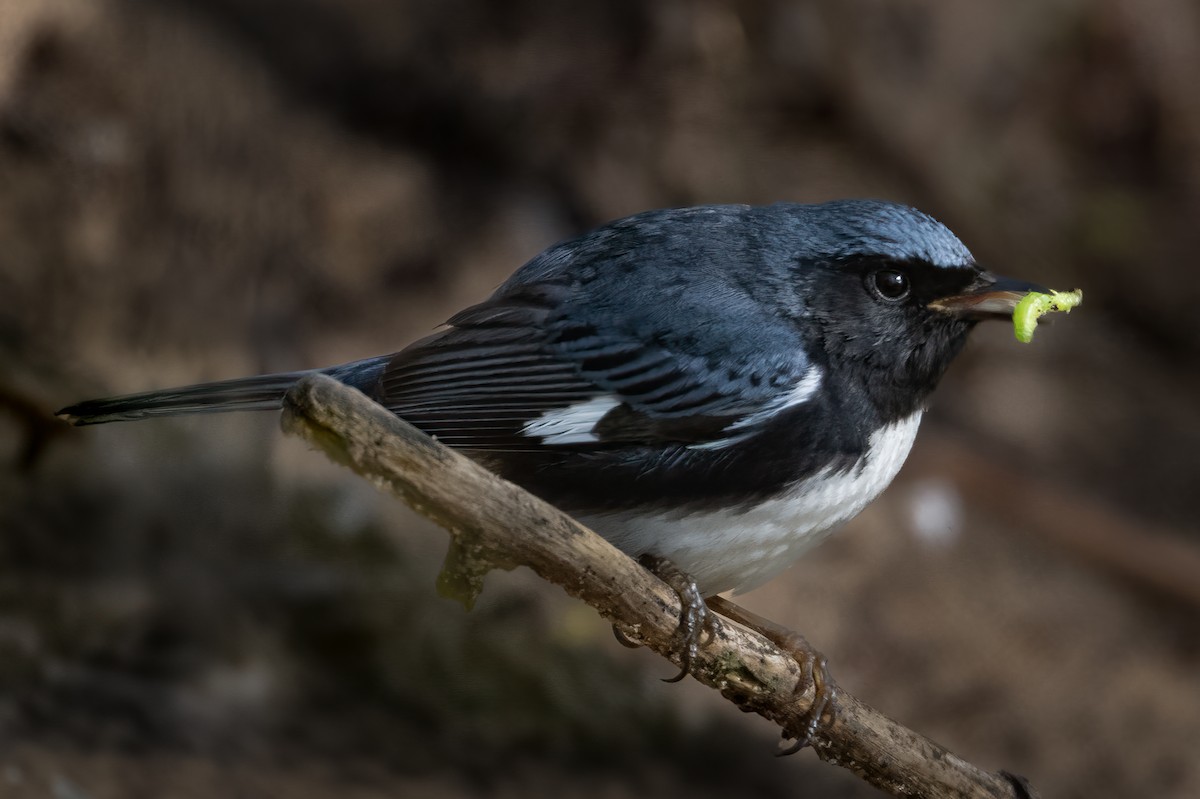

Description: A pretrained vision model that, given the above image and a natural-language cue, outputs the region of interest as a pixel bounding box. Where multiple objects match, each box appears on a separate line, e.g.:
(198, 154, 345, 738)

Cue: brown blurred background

(2, 1, 1199, 797)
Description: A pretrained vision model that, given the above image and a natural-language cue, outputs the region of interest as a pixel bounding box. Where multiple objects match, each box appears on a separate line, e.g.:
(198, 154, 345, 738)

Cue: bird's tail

(57, 355, 391, 426)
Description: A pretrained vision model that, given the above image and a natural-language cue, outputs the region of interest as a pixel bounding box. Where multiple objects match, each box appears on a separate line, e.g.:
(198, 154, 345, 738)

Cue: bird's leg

(611, 554, 714, 682)
(706, 595, 836, 754)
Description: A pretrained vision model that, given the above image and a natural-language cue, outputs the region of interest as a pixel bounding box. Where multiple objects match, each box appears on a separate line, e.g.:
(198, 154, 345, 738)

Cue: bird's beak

(928, 274, 1049, 320)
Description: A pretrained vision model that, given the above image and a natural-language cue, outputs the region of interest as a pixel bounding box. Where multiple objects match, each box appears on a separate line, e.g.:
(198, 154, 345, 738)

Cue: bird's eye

(870, 269, 910, 301)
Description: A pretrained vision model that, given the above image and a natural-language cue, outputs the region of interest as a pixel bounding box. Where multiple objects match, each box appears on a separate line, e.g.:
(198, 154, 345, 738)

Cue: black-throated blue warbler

(60, 199, 1046, 738)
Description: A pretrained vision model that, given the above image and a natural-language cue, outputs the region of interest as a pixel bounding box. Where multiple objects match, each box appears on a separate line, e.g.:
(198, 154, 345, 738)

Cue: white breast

(579, 412, 923, 595)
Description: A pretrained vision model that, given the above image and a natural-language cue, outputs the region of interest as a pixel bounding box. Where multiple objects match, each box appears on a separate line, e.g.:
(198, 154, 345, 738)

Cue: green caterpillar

(1013, 289, 1083, 343)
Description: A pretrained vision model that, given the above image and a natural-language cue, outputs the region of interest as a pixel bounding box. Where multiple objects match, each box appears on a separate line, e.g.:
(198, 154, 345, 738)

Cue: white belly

(579, 412, 923, 595)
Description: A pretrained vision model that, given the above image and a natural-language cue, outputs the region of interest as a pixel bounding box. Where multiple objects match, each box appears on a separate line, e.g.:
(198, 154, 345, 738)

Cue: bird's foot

(706, 596, 836, 754)
(612, 554, 713, 683)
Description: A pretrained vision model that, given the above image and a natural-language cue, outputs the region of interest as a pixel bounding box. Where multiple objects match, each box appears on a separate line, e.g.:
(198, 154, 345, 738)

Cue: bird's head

(784, 200, 1044, 419)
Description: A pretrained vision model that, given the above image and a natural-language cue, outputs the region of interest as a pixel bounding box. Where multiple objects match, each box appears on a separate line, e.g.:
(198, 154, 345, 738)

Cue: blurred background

(2, 1, 1199, 797)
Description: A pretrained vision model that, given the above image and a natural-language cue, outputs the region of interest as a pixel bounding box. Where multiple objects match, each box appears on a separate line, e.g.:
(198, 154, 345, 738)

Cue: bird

(59, 199, 1045, 739)
(59, 199, 1041, 590)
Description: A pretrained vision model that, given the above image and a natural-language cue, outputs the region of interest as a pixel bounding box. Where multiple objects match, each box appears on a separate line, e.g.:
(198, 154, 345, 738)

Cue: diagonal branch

(280, 374, 1038, 799)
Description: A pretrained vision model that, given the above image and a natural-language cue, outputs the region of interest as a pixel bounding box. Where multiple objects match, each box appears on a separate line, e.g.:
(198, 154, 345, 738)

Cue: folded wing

(377, 285, 815, 453)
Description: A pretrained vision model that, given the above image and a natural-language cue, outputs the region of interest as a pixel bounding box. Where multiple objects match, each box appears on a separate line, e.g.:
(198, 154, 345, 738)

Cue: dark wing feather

(377, 293, 811, 452)
(377, 291, 592, 451)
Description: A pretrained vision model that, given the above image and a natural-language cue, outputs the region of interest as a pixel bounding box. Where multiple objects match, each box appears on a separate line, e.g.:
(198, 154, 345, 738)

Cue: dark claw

(611, 624, 642, 649)
(999, 771, 1040, 799)
(776, 736, 806, 757)
(771, 633, 835, 753)
(662, 665, 688, 683)
(637, 553, 712, 683)
(777, 647, 835, 753)
(705, 596, 836, 753)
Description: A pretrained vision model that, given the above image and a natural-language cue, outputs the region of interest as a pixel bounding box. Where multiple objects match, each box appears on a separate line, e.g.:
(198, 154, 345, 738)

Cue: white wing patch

(689, 366, 824, 451)
(522, 395, 621, 445)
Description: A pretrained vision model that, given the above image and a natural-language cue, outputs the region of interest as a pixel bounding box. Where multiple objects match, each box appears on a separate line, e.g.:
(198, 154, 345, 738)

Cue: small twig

(280, 374, 1038, 799)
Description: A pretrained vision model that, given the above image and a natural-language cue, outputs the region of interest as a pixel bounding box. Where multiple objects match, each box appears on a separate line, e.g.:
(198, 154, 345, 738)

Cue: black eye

(870, 269, 910, 301)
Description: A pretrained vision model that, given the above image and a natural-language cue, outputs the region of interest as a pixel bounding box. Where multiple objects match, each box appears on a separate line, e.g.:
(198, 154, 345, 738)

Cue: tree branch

(280, 374, 1038, 799)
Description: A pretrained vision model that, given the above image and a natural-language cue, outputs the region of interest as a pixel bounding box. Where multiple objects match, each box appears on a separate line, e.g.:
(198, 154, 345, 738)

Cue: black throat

(804, 256, 979, 425)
